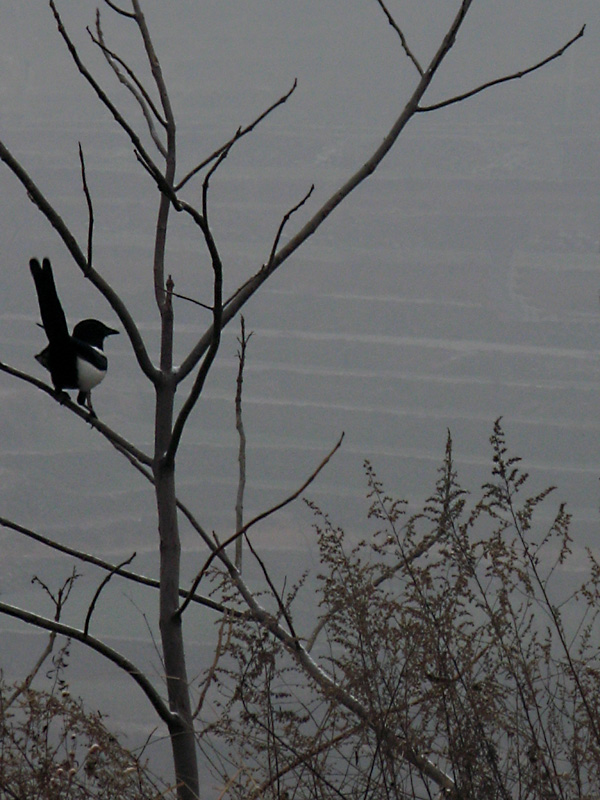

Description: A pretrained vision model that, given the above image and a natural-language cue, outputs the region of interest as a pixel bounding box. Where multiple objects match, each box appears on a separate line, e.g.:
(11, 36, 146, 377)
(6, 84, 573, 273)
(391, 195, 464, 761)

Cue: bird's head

(73, 319, 119, 349)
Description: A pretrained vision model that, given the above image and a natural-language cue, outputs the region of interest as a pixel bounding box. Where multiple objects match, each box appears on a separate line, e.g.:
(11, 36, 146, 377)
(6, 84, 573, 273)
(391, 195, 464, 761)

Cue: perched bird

(29, 257, 118, 416)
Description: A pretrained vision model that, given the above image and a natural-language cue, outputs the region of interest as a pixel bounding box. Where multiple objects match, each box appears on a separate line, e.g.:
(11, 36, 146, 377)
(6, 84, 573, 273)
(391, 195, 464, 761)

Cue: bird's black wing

(29, 257, 70, 345)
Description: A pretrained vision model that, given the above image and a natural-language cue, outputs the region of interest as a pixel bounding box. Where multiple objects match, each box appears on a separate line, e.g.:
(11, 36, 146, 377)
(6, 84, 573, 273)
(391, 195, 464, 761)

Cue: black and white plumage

(30, 257, 118, 416)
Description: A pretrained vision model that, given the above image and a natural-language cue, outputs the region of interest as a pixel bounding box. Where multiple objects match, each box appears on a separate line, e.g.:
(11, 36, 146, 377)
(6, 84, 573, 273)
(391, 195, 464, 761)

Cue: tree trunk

(154, 284, 199, 798)
(155, 446, 199, 800)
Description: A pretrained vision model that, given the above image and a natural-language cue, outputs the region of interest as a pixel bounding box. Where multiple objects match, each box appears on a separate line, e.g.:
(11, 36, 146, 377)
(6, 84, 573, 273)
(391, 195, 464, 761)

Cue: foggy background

(0, 0, 598, 785)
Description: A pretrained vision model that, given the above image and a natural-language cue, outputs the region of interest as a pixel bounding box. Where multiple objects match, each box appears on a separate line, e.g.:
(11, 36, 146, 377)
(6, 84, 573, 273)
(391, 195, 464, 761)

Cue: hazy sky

(0, 0, 598, 775)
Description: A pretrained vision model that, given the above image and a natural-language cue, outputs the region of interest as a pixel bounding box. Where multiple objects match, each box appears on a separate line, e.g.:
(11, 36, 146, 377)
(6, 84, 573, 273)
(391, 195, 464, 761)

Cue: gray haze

(0, 0, 599, 784)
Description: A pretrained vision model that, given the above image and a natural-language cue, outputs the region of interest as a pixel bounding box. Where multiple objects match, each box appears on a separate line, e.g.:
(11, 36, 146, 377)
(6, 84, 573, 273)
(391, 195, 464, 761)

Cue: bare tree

(0, 2, 585, 798)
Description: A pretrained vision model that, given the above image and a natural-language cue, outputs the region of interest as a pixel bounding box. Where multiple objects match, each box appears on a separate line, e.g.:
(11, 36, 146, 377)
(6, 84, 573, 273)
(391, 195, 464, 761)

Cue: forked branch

(176, 0, 476, 383)
(0, 515, 234, 617)
(48, 0, 162, 185)
(175, 0, 585, 388)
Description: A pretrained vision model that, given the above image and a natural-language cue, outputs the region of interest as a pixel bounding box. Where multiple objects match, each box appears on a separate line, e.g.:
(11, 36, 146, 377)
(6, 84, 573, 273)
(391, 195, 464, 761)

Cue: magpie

(30, 257, 118, 417)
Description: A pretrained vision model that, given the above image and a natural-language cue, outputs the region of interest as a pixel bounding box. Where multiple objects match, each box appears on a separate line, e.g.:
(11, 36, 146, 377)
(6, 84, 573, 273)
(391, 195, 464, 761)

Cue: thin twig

(93, 10, 167, 127)
(165, 288, 213, 311)
(84, 553, 136, 637)
(78, 143, 94, 268)
(374, 0, 424, 76)
(90, 11, 168, 156)
(238, 692, 360, 800)
(235, 316, 253, 571)
(202, 138, 232, 220)
(103, 0, 136, 18)
(4, 632, 56, 709)
(130, 0, 174, 134)
(128, 0, 177, 314)
(418, 25, 585, 112)
(247, 724, 362, 800)
(2, 571, 79, 709)
(193, 615, 232, 719)
(177, 432, 345, 617)
(175, 79, 298, 192)
(265, 185, 314, 271)
(49, 0, 162, 186)
(5, 572, 79, 708)
(244, 534, 298, 643)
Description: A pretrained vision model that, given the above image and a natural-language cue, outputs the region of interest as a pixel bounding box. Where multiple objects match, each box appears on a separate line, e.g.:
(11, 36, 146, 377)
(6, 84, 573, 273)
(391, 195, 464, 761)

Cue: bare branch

(84, 553, 136, 637)
(0, 360, 153, 465)
(177, 432, 345, 617)
(0, 600, 177, 728)
(127, 0, 178, 313)
(4, 632, 56, 709)
(265, 184, 314, 271)
(165, 194, 224, 465)
(49, 0, 176, 323)
(94, 10, 167, 129)
(166, 288, 213, 311)
(176, 0, 477, 383)
(158, 150, 231, 449)
(130, 0, 175, 135)
(90, 11, 168, 157)
(2, 572, 77, 708)
(78, 143, 94, 268)
(418, 24, 585, 112)
(103, 0, 135, 18)
(374, 0, 424, 76)
(32, 568, 79, 612)
(244, 534, 299, 642)
(235, 316, 253, 571)
(193, 615, 232, 719)
(0, 514, 234, 619)
(175, 79, 298, 192)
(48, 1, 163, 185)
(0, 135, 84, 262)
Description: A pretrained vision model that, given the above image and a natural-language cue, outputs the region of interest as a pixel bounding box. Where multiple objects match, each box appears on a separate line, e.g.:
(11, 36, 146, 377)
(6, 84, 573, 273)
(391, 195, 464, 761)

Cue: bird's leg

(77, 390, 97, 419)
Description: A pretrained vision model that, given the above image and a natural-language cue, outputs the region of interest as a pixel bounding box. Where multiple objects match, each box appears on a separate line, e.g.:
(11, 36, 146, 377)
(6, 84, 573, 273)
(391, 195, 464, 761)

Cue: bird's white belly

(76, 354, 106, 391)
